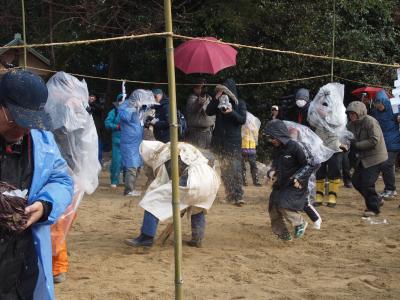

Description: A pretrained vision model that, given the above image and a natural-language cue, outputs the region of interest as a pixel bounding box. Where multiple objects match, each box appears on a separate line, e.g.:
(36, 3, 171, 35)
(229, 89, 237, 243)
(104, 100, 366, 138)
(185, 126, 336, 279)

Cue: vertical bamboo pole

(330, 0, 336, 82)
(164, 1, 183, 299)
(21, 0, 27, 69)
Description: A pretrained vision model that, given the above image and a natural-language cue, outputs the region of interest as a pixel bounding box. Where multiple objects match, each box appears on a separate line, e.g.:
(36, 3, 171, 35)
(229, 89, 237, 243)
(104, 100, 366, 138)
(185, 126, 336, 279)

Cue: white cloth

(139, 141, 220, 222)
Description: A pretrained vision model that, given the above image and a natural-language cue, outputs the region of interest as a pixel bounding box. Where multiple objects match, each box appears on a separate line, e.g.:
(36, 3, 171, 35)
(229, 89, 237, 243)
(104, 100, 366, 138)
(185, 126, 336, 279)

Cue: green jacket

(346, 101, 388, 168)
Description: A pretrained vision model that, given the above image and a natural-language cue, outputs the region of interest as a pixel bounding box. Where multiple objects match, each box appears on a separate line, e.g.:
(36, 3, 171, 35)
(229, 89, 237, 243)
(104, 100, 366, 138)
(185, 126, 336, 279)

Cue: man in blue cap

(0, 70, 73, 300)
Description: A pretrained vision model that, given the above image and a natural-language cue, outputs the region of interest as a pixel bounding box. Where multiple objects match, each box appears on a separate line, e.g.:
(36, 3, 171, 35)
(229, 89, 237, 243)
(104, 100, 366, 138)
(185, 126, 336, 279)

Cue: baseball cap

(0, 70, 52, 130)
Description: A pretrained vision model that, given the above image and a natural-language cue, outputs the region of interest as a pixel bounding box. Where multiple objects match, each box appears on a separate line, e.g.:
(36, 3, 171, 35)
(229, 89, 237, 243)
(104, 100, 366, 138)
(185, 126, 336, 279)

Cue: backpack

(177, 110, 187, 141)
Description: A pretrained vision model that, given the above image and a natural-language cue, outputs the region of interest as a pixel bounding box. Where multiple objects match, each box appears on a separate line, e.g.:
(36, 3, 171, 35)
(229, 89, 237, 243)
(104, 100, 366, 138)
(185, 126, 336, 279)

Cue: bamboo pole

(21, 0, 27, 69)
(164, 1, 183, 299)
(331, 0, 336, 82)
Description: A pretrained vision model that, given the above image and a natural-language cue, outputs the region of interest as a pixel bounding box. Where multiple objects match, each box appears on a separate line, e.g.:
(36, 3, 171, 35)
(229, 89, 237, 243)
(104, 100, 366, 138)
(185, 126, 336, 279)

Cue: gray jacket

(346, 101, 388, 168)
(185, 94, 215, 129)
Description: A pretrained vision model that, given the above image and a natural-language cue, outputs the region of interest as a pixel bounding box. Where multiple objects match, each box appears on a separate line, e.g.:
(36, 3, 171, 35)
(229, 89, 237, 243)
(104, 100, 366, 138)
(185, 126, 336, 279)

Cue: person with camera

(185, 79, 215, 149)
(206, 78, 247, 206)
(148, 89, 170, 143)
(346, 101, 388, 217)
(0, 70, 73, 300)
(88, 93, 105, 165)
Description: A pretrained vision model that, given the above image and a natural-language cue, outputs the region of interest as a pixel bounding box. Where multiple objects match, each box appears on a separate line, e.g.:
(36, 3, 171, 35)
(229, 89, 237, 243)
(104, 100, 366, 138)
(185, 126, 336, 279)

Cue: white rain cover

(307, 82, 353, 146)
(128, 89, 159, 108)
(284, 121, 335, 164)
(45, 71, 100, 194)
(242, 112, 261, 145)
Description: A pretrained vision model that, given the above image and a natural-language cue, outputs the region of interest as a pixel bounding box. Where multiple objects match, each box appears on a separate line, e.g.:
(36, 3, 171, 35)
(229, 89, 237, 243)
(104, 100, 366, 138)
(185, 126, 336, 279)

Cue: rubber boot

(315, 179, 325, 206)
(327, 179, 340, 208)
(188, 212, 205, 248)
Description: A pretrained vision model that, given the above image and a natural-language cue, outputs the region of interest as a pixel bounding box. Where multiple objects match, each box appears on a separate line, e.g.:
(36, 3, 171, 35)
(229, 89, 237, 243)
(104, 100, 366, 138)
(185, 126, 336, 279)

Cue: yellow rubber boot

(327, 179, 340, 208)
(315, 179, 325, 206)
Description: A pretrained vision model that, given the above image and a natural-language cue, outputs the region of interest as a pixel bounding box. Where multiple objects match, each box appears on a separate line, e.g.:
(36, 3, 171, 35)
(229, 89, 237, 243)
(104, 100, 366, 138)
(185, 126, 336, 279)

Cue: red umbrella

(174, 37, 237, 74)
(352, 87, 383, 99)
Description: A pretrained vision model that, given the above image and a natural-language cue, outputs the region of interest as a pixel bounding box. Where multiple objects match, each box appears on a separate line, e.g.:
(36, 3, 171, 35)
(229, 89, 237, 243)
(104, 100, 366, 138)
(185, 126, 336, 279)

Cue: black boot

(124, 233, 154, 248)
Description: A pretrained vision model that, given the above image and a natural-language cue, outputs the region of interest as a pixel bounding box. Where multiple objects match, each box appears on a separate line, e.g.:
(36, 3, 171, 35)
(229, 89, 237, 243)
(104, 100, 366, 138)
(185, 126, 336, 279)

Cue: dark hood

(263, 119, 291, 144)
(223, 78, 238, 98)
(295, 88, 310, 102)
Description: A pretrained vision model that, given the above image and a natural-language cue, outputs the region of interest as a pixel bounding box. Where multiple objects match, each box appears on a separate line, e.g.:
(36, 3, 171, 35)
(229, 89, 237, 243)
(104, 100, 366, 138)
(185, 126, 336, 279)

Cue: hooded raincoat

(118, 101, 144, 168)
(264, 120, 313, 211)
(105, 105, 122, 183)
(30, 129, 73, 300)
(370, 91, 400, 152)
(346, 101, 388, 168)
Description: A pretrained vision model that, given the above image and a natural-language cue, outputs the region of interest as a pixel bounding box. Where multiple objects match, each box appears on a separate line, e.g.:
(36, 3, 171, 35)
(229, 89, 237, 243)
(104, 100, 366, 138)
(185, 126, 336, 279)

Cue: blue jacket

(153, 97, 170, 143)
(30, 130, 73, 300)
(118, 101, 144, 168)
(105, 107, 121, 144)
(371, 91, 400, 152)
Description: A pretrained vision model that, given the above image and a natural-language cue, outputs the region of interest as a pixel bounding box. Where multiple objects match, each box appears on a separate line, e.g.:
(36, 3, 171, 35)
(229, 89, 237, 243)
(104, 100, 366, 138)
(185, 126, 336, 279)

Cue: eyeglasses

(2, 106, 14, 124)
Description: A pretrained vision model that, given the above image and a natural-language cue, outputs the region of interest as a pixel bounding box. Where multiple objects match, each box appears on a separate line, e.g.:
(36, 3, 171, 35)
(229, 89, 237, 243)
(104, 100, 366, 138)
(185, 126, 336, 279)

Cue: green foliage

(0, 0, 399, 158)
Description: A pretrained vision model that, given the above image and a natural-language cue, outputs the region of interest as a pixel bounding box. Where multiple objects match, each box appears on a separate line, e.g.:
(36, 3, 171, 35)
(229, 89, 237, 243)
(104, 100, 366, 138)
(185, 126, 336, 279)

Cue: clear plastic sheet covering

(242, 112, 261, 145)
(45, 71, 101, 254)
(307, 83, 353, 147)
(127, 89, 159, 108)
(284, 121, 335, 164)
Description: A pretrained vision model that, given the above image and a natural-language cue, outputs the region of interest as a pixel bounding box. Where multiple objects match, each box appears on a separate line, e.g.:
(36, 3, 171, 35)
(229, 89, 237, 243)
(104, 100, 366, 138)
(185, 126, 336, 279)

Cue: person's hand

(339, 144, 348, 152)
(150, 118, 159, 125)
(222, 106, 233, 114)
(24, 202, 44, 228)
(266, 169, 276, 184)
(117, 124, 121, 131)
(293, 178, 302, 189)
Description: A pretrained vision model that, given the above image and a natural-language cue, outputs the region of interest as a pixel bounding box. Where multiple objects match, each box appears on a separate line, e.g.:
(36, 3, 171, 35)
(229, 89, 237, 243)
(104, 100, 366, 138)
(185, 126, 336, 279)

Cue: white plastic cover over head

(128, 89, 159, 108)
(307, 82, 353, 146)
(284, 121, 334, 164)
(45, 71, 100, 194)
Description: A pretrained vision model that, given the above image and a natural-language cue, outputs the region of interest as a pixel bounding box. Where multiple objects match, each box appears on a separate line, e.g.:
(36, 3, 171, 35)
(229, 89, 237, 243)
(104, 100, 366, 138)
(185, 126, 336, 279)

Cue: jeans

(218, 151, 244, 202)
(352, 163, 381, 213)
(381, 151, 398, 192)
(242, 152, 260, 185)
(124, 167, 139, 194)
(141, 210, 205, 240)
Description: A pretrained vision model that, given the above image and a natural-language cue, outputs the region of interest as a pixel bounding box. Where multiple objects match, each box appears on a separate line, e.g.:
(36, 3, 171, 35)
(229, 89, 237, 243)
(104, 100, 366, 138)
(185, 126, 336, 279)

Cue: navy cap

(0, 70, 52, 130)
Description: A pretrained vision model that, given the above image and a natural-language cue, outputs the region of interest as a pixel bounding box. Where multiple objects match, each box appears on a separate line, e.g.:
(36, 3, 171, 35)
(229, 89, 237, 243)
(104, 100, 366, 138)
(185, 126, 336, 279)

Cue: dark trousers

(342, 152, 352, 184)
(241, 152, 259, 185)
(185, 127, 212, 149)
(219, 152, 244, 202)
(316, 152, 343, 180)
(352, 163, 382, 213)
(0, 229, 38, 300)
(381, 151, 398, 192)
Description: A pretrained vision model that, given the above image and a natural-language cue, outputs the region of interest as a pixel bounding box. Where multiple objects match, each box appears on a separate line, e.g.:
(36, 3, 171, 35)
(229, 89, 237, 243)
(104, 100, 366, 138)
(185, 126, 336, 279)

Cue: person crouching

(264, 119, 313, 241)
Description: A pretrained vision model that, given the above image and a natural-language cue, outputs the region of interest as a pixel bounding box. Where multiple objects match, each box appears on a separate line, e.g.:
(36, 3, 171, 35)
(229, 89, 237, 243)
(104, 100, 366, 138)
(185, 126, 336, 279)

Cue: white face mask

(296, 99, 307, 108)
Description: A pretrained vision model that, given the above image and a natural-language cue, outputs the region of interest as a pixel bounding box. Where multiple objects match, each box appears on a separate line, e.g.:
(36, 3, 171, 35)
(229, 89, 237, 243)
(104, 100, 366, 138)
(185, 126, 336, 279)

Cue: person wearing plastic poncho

(45, 72, 100, 284)
(124, 141, 220, 248)
(241, 112, 262, 186)
(0, 70, 73, 300)
(105, 94, 123, 188)
(263, 119, 313, 241)
(118, 89, 157, 196)
(283, 121, 335, 230)
(307, 83, 352, 208)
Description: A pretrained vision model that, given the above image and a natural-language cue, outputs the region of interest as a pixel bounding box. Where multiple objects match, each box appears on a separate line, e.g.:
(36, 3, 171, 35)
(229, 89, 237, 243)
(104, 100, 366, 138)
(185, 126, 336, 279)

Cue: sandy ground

(56, 169, 400, 300)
